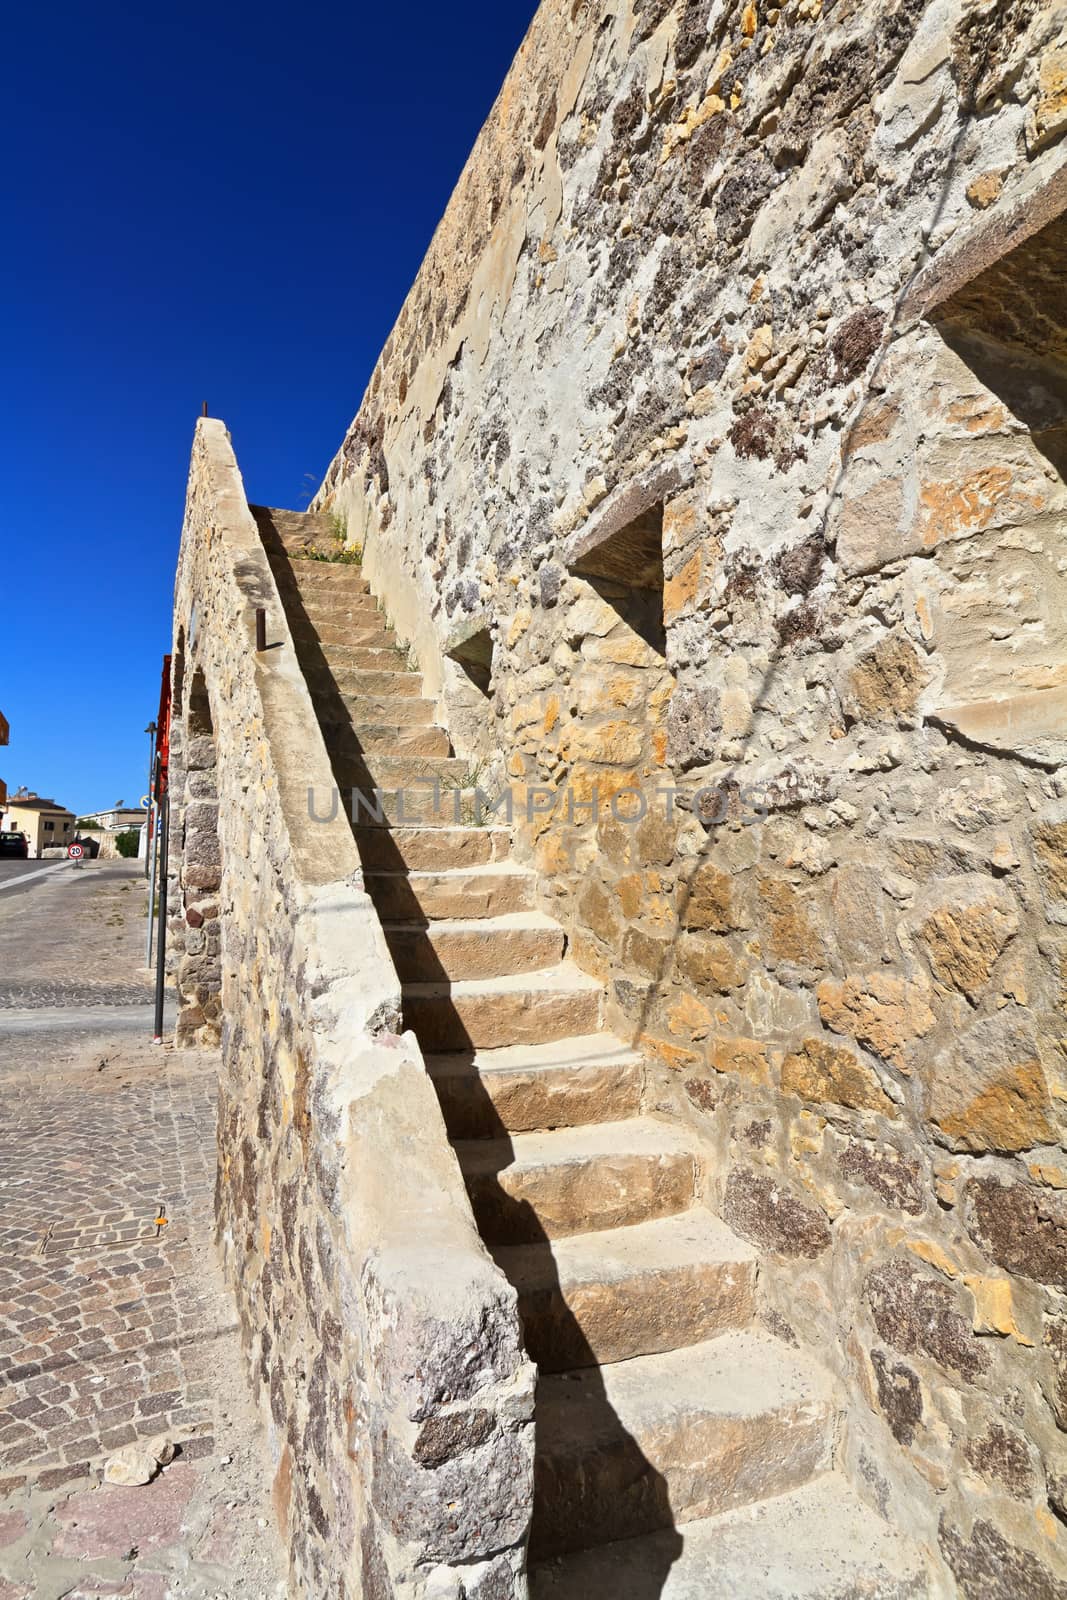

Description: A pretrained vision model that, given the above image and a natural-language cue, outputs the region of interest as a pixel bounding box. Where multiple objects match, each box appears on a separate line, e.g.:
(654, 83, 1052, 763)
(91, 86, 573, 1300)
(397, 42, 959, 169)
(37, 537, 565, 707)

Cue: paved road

(0, 856, 283, 1597)
(0, 861, 74, 900)
(0, 861, 156, 1010)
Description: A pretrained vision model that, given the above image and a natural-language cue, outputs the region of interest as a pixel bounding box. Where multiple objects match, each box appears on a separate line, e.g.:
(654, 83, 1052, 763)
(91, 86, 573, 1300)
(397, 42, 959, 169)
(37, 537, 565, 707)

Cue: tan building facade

(2, 795, 77, 858)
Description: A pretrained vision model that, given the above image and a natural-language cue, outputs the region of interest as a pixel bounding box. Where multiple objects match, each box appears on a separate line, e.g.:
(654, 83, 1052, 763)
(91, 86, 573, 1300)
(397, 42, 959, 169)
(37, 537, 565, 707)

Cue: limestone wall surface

(316, 0, 1067, 1589)
(171, 420, 534, 1598)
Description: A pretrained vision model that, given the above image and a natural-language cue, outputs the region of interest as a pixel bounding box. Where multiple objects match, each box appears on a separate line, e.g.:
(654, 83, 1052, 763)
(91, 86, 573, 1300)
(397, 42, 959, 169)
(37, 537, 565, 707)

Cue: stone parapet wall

(172, 420, 534, 1597)
(315, 0, 1067, 1589)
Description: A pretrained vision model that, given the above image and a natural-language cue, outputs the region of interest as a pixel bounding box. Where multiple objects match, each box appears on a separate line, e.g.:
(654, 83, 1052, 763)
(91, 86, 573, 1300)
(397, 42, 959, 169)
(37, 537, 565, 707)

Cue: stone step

(251, 506, 337, 557)
(425, 1032, 643, 1137)
(283, 576, 375, 601)
(283, 567, 369, 594)
(493, 1209, 757, 1372)
(293, 593, 383, 622)
(302, 646, 399, 672)
(364, 861, 536, 922)
(529, 1475, 929, 1599)
(301, 627, 399, 654)
(343, 785, 482, 828)
(322, 722, 451, 759)
(530, 1331, 836, 1558)
(283, 560, 369, 584)
(403, 962, 603, 1052)
(333, 752, 469, 788)
(455, 1117, 695, 1244)
(384, 911, 565, 982)
(320, 668, 423, 698)
(314, 692, 435, 727)
(354, 826, 512, 872)
(292, 617, 389, 648)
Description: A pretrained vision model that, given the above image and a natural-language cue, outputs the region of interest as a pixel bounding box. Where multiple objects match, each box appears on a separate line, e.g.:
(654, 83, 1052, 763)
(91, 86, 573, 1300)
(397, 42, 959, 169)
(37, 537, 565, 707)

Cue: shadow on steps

(255, 505, 683, 1591)
(451, 1071, 684, 1588)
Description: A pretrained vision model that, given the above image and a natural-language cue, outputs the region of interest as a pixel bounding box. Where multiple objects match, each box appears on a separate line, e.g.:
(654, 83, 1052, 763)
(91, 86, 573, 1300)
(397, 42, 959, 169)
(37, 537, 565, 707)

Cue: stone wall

(172, 420, 534, 1597)
(315, 0, 1067, 1589)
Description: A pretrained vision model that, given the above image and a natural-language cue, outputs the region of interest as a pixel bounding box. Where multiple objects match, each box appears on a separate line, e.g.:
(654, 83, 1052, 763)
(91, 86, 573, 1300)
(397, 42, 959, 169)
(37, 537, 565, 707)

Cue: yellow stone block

(507, 607, 532, 646)
(904, 1237, 960, 1279)
(1028, 1160, 1067, 1189)
(963, 1274, 1034, 1345)
(640, 1032, 702, 1072)
(565, 720, 644, 766)
(667, 989, 713, 1040)
(664, 550, 703, 624)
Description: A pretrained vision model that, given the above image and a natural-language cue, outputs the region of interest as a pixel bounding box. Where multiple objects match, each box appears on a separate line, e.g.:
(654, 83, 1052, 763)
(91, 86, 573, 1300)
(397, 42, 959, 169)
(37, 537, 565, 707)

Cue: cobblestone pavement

(0, 864, 284, 1598)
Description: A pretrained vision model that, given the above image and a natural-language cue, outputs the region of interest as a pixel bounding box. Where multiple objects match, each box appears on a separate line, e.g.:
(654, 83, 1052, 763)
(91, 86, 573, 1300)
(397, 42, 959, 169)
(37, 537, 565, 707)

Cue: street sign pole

(145, 799, 159, 967)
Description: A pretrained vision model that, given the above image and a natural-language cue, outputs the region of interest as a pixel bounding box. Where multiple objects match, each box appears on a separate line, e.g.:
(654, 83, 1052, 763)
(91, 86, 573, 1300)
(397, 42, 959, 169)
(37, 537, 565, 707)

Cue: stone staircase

(254, 508, 930, 1598)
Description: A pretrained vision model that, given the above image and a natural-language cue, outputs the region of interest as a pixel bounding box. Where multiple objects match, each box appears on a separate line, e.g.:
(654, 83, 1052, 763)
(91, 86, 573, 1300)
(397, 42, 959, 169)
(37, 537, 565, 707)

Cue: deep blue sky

(0, 1, 536, 816)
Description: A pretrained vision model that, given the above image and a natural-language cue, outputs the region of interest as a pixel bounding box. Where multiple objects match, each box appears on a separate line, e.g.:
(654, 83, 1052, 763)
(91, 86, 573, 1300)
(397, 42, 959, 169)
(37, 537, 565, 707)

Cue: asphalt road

(0, 859, 157, 1009)
(0, 858, 75, 897)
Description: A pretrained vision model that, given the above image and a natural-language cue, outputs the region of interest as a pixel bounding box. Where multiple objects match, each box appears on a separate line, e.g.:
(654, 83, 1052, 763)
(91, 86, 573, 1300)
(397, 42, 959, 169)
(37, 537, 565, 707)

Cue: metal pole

(152, 794, 170, 1043)
(255, 607, 267, 652)
(145, 799, 159, 967)
(143, 723, 157, 879)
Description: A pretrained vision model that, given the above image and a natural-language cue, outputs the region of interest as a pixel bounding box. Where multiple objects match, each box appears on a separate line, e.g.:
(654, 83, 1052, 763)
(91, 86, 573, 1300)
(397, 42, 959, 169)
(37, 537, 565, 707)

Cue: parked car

(0, 831, 29, 858)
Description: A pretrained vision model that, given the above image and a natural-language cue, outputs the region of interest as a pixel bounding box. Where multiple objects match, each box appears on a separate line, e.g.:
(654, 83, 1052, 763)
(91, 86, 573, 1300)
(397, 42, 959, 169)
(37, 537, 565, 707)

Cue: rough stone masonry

(304, 0, 1067, 1592)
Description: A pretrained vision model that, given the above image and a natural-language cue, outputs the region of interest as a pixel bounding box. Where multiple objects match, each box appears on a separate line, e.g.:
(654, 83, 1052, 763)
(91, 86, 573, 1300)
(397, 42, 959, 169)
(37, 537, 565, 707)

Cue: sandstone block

(458, 1120, 697, 1243)
(666, 683, 722, 770)
(676, 932, 745, 992)
(666, 988, 713, 1042)
(835, 478, 910, 576)
(782, 1036, 896, 1117)
(757, 874, 825, 968)
(933, 687, 1067, 770)
(830, 865, 891, 968)
(403, 971, 601, 1051)
(494, 1210, 757, 1371)
(816, 973, 935, 1070)
(926, 1011, 1055, 1154)
(427, 1036, 643, 1139)
(841, 635, 929, 723)
(915, 875, 1019, 1000)
(1026, 43, 1067, 152)
(530, 1332, 834, 1557)
(578, 881, 621, 946)
(1031, 807, 1067, 921)
(709, 1035, 774, 1086)
(683, 860, 749, 933)
(622, 925, 672, 978)
(103, 1437, 174, 1487)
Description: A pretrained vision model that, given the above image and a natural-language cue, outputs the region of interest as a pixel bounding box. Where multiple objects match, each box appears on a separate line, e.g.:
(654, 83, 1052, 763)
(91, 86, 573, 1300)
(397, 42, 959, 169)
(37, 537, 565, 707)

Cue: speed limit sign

(67, 843, 85, 862)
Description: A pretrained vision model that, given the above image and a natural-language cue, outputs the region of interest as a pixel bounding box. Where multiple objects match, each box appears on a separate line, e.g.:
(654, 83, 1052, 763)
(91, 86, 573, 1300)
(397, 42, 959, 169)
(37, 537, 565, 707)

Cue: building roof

(4, 795, 75, 816)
